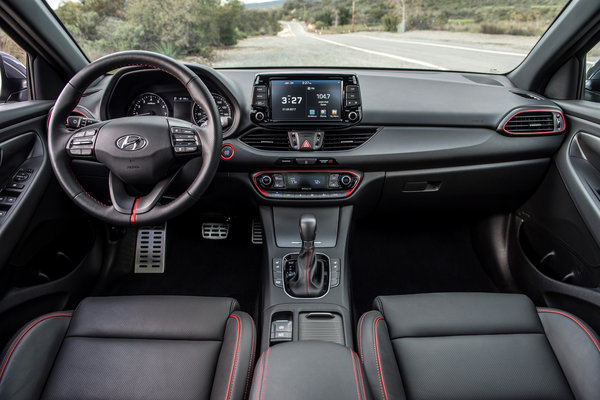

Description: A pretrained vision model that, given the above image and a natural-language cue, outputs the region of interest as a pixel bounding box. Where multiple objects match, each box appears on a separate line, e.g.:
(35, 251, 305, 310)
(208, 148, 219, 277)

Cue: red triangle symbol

(301, 140, 312, 149)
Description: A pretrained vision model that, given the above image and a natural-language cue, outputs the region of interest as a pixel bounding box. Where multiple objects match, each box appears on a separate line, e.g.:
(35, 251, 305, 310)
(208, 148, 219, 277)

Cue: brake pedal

(252, 219, 264, 244)
(202, 222, 229, 240)
(134, 225, 167, 273)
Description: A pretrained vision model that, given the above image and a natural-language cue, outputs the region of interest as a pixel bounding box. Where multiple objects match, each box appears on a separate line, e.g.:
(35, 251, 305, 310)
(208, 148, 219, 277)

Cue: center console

(259, 205, 353, 351)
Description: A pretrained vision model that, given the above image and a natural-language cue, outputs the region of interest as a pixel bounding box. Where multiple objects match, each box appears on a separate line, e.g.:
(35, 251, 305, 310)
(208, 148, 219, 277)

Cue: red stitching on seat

(357, 311, 376, 364)
(355, 351, 368, 400)
(538, 309, 600, 353)
(373, 317, 389, 400)
(253, 355, 264, 400)
(0, 313, 72, 382)
(260, 347, 271, 400)
(350, 349, 362, 400)
(243, 316, 256, 400)
(225, 315, 241, 400)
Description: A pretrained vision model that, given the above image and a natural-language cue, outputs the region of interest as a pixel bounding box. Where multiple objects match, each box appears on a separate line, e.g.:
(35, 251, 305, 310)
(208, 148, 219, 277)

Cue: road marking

(308, 34, 447, 70)
(354, 34, 528, 57)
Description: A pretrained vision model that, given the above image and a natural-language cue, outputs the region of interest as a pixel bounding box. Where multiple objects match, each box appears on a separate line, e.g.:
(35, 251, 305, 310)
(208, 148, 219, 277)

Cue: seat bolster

(357, 311, 406, 400)
(0, 312, 72, 400)
(68, 295, 239, 340)
(211, 311, 256, 400)
(538, 308, 600, 400)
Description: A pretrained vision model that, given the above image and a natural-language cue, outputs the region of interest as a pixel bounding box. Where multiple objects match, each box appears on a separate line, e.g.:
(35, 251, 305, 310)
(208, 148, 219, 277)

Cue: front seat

(358, 292, 600, 400)
(0, 296, 255, 400)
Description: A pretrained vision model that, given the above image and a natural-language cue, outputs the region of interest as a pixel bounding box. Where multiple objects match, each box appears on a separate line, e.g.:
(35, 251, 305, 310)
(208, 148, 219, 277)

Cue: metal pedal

(202, 222, 229, 240)
(134, 225, 167, 273)
(252, 219, 264, 244)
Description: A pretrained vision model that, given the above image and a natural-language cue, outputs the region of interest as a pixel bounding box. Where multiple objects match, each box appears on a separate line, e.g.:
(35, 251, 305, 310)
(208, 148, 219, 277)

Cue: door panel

(0, 102, 104, 348)
(511, 104, 600, 333)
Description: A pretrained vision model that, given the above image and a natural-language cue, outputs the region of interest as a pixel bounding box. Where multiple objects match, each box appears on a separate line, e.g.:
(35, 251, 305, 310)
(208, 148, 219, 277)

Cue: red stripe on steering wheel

(130, 198, 140, 226)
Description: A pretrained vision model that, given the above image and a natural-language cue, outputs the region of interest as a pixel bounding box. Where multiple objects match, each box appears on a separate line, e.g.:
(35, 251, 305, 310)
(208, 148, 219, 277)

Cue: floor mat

(349, 218, 497, 318)
(109, 217, 262, 313)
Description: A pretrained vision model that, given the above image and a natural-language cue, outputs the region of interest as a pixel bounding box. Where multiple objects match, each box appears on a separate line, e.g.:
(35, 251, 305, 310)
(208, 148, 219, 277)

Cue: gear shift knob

(299, 214, 317, 243)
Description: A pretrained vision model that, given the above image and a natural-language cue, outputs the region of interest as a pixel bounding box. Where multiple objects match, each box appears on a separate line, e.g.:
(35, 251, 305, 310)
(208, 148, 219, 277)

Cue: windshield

(46, 0, 568, 73)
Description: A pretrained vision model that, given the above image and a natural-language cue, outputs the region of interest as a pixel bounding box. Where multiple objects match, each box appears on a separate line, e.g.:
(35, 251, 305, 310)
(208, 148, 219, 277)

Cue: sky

(45, 0, 271, 8)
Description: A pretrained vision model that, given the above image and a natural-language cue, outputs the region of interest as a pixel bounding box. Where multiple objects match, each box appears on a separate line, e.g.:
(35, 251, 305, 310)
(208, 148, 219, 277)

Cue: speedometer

(128, 93, 169, 117)
(192, 93, 232, 127)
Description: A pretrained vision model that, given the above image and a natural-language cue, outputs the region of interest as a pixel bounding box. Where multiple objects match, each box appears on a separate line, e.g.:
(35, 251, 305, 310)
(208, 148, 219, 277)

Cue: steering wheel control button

(221, 144, 234, 160)
(67, 129, 98, 158)
(170, 126, 201, 156)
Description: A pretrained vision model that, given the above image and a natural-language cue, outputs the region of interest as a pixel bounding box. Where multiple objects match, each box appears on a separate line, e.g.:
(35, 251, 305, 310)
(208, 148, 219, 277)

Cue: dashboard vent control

(322, 129, 378, 151)
(503, 110, 564, 135)
(241, 130, 289, 150)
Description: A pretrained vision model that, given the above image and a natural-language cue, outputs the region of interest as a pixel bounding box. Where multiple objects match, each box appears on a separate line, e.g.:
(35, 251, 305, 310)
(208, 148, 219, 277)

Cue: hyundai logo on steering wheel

(116, 135, 147, 151)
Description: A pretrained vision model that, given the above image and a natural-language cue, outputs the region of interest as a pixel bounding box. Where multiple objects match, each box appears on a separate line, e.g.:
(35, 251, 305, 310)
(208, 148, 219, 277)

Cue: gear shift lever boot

(285, 214, 328, 298)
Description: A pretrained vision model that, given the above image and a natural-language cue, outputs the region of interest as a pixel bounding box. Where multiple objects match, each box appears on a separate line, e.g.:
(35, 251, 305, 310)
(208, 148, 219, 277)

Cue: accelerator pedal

(134, 224, 167, 273)
(202, 222, 230, 240)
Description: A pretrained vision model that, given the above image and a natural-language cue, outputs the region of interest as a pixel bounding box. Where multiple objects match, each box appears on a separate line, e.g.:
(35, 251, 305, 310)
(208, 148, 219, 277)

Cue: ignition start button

(221, 144, 234, 160)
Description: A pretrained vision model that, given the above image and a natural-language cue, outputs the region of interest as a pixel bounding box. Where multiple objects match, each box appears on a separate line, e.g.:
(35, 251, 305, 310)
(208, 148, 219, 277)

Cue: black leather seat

(358, 292, 600, 400)
(0, 296, 255, 400)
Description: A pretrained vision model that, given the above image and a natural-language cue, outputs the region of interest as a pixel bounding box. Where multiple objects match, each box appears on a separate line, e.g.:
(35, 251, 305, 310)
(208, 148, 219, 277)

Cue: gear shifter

(286, 214, 327, 297)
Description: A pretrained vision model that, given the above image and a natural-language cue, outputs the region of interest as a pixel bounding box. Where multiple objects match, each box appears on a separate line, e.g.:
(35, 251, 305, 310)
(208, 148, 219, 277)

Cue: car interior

(1, 0, 600, 399)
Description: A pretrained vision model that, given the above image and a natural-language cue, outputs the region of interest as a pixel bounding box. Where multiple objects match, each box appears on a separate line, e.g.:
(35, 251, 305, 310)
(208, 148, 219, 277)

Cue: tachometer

(192, 93, 232, 127)
(128, 93, 169, 117)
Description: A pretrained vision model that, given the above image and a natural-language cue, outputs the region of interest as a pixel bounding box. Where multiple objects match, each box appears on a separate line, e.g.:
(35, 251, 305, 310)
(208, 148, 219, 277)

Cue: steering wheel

(48, 51, 222, 226)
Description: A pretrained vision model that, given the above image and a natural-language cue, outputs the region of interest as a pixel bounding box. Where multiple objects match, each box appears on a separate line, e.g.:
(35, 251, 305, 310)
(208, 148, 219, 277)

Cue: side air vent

(241, 130, 290, 150)
(321, 129, 378, 151)
(503, 110, 565, 135)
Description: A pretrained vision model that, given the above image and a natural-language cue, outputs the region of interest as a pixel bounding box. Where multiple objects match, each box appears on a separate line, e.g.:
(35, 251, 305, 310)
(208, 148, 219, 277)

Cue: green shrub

(382, 14, 399, 32)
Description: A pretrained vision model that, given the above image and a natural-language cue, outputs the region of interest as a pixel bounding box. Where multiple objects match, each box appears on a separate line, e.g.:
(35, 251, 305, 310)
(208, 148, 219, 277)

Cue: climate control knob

(259, 174, 273, 187)
(339, 174, 353, 188)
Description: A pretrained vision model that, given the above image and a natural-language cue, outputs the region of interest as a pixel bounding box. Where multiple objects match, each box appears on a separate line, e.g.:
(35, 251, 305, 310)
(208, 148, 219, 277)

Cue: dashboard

(74, 64, 567, 213)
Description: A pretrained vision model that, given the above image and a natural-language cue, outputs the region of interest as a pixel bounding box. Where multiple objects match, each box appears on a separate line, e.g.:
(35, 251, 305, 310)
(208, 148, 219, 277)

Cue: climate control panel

(252, 170, 360, 199)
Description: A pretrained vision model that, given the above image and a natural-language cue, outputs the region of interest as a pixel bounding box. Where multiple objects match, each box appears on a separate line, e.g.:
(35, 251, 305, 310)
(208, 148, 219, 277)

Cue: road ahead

(213, 21, 538, 73)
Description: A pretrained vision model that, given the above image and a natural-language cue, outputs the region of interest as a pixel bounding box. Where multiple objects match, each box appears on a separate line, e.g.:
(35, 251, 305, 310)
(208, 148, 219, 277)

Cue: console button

(346, 92, 360, 101)
(7, 183, 24, 189)
(345, 99, 359, 107)
(296, 158, 317, 165)
(276, 158, 295, 165)
(274, 320, 292, 332)
(331, 259, 340, 272)
(331, 270, 340, 287)
(221, 144, 234, 160)
(0, 211, 6, 218)
(254, 85, 267, 93)
(346, 85, 359, 93)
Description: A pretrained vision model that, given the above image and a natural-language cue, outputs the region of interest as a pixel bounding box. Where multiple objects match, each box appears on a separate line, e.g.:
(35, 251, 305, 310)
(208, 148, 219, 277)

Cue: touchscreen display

(285, 173, 329, 190)
(270, 79, 342, 121)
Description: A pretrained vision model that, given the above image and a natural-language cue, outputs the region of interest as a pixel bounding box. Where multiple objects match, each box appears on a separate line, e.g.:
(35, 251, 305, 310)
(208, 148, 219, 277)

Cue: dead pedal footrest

(134, 225, 167, 273)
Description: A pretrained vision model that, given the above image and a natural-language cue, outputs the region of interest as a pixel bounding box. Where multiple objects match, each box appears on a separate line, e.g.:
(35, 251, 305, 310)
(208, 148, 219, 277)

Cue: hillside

(281, 0, 567, 35)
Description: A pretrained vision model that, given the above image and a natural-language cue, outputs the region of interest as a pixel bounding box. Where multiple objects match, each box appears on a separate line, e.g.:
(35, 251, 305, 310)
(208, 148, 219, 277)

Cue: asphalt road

(213, 21, 539, 73)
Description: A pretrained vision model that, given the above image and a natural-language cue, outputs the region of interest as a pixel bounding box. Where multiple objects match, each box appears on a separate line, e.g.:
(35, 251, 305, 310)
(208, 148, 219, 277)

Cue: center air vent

(241, 129, 377, 151)
(502, 110, 565, 135)
(241, 131, 290, 150)
(322, 129, 378, 150)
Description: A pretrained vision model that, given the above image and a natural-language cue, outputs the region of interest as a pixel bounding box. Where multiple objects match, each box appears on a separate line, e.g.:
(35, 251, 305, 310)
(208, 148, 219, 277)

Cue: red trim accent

(350, 349, 362, 400)
(130, 198, 140, 226)
(243, 317, 256, 400)
(502, 109, 566, 135)
(260, 347, 271, 400)
(0, 313, 72, 382)
(251, 170, 361, 199)
(221, 144, 235, 160)
(373, 317, 389, 400)
(538, 309, 600, 353)
(225, 314, 241, 400)
(356, 351, 368, 400)
(47, 109, 89, 129)
(253, 355, 264, 400)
